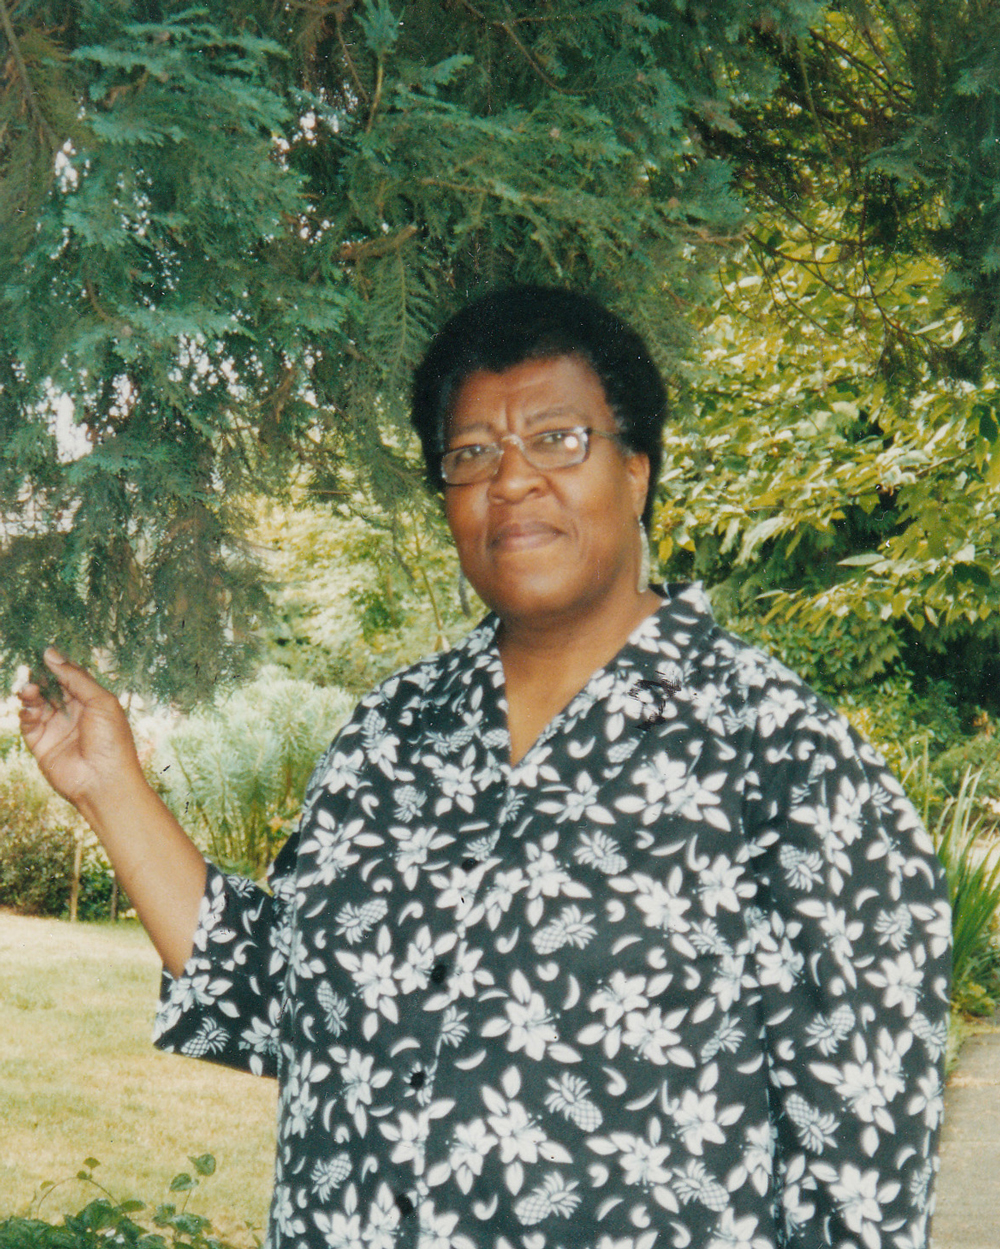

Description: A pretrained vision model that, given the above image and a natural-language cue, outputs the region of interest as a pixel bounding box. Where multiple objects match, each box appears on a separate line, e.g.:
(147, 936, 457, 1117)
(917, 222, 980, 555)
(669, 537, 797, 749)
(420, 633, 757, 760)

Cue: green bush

(151, 668, 353, 878)
(932, 734, 1000, 823)
(0, 1155, 240, 1249)
(0, 753, 76, 916)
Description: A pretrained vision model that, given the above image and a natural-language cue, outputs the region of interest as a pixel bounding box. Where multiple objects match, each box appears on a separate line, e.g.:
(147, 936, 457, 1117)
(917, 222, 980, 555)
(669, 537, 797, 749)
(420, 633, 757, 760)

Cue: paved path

(932, 1022, 1000, 1248)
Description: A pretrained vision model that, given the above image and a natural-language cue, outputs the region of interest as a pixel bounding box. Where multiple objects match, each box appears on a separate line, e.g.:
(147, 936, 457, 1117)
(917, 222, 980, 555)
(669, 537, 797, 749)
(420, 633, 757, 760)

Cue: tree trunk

(68, 836, 84, 922)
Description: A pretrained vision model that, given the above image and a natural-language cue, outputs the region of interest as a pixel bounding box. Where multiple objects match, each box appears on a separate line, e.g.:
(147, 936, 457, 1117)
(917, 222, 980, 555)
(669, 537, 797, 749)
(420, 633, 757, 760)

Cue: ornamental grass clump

(930, 768, 1000, 1015)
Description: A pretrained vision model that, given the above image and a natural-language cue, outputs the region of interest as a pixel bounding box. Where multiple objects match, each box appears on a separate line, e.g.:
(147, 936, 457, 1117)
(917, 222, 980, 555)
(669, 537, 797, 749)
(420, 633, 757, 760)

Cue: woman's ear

(627, 451, 650, 521)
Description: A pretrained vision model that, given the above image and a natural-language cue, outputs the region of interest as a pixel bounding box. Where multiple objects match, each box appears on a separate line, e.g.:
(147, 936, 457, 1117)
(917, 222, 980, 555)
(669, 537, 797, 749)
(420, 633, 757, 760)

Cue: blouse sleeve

(742, 688, 951, 1249)
(152, 835, 299, 1079)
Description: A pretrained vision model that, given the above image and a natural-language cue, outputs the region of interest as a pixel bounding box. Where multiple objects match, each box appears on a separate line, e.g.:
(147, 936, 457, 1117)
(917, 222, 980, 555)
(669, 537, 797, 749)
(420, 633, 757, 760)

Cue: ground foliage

(0, 0, 805, 704)
(0, 1154, 241, 1249)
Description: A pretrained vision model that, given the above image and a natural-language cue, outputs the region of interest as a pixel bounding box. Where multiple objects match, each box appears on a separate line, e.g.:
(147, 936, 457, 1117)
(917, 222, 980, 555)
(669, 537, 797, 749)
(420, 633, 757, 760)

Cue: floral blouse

(153, 584, 950, 1249)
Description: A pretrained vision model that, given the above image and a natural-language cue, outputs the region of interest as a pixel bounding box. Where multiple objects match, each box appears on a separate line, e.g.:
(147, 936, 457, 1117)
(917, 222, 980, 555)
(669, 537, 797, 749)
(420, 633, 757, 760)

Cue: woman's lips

(489, 520, 562, 551)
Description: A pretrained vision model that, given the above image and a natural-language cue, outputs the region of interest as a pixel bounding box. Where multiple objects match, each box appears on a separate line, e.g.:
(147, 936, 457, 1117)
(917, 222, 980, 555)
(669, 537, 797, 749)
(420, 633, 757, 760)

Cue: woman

(20, 286, 950, 1249)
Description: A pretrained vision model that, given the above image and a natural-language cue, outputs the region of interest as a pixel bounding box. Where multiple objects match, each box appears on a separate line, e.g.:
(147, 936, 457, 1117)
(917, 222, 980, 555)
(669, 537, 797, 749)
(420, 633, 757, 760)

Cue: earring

(637, 518, 651, 595)
(458, 567, 472, 618)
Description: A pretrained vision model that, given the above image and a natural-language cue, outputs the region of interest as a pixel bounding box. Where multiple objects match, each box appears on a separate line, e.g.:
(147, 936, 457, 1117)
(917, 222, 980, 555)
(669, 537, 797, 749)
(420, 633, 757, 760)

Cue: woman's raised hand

(18, 648, 143, 815)
(17, 647, 207, 977)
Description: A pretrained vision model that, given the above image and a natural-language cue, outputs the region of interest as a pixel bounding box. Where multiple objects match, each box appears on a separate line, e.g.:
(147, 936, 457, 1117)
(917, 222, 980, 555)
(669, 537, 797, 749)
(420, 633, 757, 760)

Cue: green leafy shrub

(151, 669, 353, 878)
(932, 734, 1000, 822)
(0, 1155, 241, 1249)
(0, 752, 78, 916)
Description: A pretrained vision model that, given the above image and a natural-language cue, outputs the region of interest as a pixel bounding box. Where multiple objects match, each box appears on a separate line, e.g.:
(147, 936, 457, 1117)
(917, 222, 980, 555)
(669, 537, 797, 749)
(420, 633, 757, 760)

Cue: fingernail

(45, 647, 68, 665)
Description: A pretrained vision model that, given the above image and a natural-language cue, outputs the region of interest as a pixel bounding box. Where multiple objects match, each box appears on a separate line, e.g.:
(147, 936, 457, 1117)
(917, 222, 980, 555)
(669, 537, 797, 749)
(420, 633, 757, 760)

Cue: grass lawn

(0, 911, 277, 1245)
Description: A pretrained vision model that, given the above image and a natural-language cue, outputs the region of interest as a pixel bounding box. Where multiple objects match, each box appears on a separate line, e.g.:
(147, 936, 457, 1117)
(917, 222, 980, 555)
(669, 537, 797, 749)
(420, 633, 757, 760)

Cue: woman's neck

(498, 588, 662, 765)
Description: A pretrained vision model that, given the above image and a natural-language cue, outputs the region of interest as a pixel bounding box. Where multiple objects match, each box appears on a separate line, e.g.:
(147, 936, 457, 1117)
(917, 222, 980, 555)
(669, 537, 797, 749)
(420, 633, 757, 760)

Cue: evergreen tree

(1, 0, 815, 702)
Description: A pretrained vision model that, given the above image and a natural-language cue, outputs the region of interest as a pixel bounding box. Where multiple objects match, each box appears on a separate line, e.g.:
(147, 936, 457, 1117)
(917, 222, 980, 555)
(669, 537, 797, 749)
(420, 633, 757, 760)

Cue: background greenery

(2, 0, 998, 713)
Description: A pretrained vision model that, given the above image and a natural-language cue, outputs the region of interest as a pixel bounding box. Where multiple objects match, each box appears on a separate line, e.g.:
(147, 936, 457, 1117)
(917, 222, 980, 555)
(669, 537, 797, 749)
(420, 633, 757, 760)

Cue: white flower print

(537, 770, 614, 825)
(447, 1118, 497, 1193)
(709, 951, 752, 1011)
(874, 903, 913, 949)
(153, 591, 949, 1249)
(865, 948, 926, 1016)
(482, 868, 525, 930)
(908, 1068, 944, 1129)
(426, 747, 479, 815)
(299, 813, 370, 886)
(706, 1208, 770, 1249)
(363, 1183, 400, 1249)
(482, 1066, 569, 1194)
(522, 838, 591, 925)
(621, 1005, 691, 1067)
(665, 1065, 743, 1154)
(815, 1161, 900, 1246)
(394, 925, 456, 996)
(329, 1047, 392, 1135)
(318, 747, 366, 794)
(619, 869, 692, 934)
(313, 1207, 364, 1249)
(415, 1200, 477, 1249)
(272, 1182, 307, 1239)
(589, 1119, 676, 1212)
(481, 969, 558, 1060)
(699, 854, 751, 916)
(335, 926, 399, 1022)
(282, 1051, 331, 1139)
(390, 824, 452, 888)
(590, 971, 650, 1026)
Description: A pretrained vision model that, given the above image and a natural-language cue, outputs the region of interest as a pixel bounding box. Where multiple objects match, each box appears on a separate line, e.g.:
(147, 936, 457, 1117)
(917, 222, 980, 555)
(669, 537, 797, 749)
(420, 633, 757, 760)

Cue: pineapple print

(514, 1173, 581, 1225)
(544, 1073, 603, 1131)
(531, 905, 597, 955)
(335, 898, 388, 943)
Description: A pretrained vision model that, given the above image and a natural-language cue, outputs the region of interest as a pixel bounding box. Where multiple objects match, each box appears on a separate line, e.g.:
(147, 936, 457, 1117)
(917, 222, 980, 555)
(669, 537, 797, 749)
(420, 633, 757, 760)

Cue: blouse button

(429, 961, 449, 984)
(395, 1193, 416, 1217)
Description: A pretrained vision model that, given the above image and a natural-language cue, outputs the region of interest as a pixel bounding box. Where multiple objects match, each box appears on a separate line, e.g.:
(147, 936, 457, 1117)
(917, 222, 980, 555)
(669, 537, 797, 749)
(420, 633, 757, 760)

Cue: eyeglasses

(440, 426, 622, 486)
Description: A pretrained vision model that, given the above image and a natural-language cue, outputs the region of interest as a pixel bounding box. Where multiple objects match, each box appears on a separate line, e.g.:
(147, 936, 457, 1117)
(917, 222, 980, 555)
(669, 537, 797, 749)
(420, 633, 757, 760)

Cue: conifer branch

(366, 58, 384, 132)
(339, 223, 417, 262)
(335, 10, 368, 106)
(0, 0, 58, 150)
(456, 0, 574, 95)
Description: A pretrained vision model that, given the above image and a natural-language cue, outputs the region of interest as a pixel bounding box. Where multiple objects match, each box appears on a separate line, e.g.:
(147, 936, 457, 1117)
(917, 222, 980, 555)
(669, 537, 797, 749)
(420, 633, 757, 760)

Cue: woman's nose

(488, 436, 544, 496)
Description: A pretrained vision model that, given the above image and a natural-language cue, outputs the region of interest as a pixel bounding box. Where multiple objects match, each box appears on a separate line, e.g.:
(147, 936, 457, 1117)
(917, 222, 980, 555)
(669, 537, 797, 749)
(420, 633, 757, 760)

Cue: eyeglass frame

(439, 425, 625, 486)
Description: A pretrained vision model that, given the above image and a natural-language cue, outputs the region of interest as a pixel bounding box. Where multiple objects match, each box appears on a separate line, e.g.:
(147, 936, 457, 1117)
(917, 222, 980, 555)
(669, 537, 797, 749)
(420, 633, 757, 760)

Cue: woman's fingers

(41, 647, 108, 706)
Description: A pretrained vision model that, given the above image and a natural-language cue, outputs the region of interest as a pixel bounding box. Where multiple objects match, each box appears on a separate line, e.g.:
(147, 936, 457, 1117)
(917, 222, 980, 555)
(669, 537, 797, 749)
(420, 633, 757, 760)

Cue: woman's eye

(536, 429, 579, 449)
(451, 444, 487, 463)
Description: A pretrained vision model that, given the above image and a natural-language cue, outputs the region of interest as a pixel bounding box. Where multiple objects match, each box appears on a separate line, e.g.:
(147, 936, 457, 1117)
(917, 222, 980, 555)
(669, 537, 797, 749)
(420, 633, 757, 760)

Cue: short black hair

(410, 285, 668, 528)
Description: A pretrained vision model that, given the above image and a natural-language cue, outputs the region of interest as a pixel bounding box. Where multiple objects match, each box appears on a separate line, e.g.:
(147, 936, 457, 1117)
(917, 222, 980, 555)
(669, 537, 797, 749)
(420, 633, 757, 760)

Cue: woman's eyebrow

(448, 405, 586, 441)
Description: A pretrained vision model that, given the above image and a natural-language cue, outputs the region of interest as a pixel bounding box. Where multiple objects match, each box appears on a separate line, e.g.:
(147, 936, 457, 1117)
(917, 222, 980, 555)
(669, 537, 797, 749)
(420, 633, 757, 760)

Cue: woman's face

(443, 354, 650, 633)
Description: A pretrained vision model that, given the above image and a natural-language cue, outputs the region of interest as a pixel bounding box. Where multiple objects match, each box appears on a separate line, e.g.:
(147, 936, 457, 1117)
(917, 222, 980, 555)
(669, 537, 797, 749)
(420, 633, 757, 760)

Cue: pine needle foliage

(1, 0, 816, 703)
